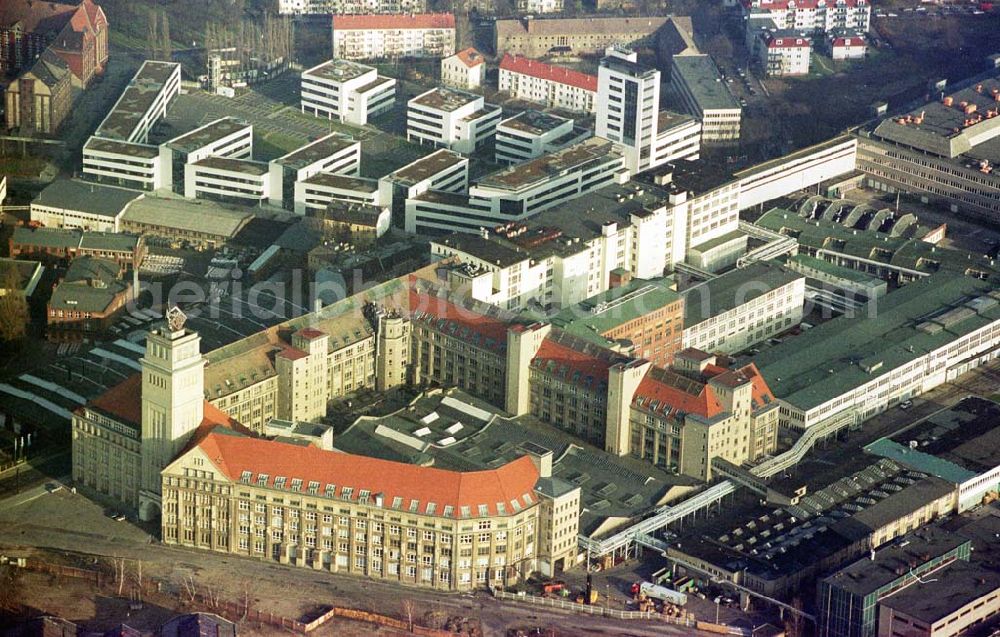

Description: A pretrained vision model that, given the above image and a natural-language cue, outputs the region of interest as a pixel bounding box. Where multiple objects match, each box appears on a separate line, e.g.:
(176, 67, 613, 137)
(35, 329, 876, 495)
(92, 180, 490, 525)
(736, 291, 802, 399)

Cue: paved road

(0, 489, 706, 636)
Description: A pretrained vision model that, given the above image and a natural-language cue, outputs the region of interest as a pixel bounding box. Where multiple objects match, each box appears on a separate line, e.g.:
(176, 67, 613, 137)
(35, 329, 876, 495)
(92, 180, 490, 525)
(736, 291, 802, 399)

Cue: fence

(11, 557, 458, 636)
(490, 589, 697, 627)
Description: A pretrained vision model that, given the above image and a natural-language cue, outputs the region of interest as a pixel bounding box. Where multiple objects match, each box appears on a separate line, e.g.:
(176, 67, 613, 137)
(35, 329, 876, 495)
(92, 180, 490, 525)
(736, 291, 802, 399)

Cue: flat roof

(33, 179, 142, 218)
(433, 233, 528, 268)
(303, 59, 375, 83)
(95, 60, 179, 140)
(301, 173, 378, 192)
(121, 197, 253, 238)
(786, 253, 884, 287)
(410, 87, 480, 112)
(879, 560, 1000, 623)
(476, 137, 618, 192)
(660, 158, 737, 195)
(192, 156, 270, 176)
(870, 72, 1000, 159)
(867, 397, 1000, 482)
(274, 133, 358, 170)
(821, 526, 969, 597)
(355, 75, 395, 95)
(682, 261, 803, 328)
(671, 54, 740, 111)
(165, 117, 250, 154)
(754, 272, 1000, 412)
(389, 149, 466, 186)
(85, 137, 160, 159)
(499, 110, 572, 137)
(551, 278, 681, 345)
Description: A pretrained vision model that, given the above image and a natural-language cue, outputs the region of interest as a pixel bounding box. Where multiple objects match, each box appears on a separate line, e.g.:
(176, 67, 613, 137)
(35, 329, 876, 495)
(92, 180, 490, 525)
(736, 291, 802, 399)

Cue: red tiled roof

(0, 0, 76, 34)
(499, 54, 598, 93)
(82, 0, 107, 30)
(277, 347, 309, 361)
(832, 36, 865, 47)
(633, 368, 724, 419)
(530, 335, 615, 389)
(407, 289, 510, 352)
(333, 13, 455, 31)
(766, 36, 810, 48)
(88, 374, 246, 431)
(297, 327, 326, 340)
(454, 47, 485, 68)
(737, 362, 777, 412)
(196, 431, 540, 518)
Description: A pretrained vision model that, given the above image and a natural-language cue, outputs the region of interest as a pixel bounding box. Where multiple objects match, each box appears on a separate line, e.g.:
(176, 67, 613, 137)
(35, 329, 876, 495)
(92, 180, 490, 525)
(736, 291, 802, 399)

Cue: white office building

(671, 55, 742, 145)
(159, 117, 253, 194)
(498, 54, 597, 114)
(406, 137, 627, 235)
(681, 261, 806, 354)
(30, 180, 143, 233)
(406, 87, 502, 154)
(268, 133, 360, 209)
(379, 149, 469, 225)
(495, 110, 590, 165)
(184, 157, 271, 204)
(300, 59, 396, 126)
(294, 174, 381, 215)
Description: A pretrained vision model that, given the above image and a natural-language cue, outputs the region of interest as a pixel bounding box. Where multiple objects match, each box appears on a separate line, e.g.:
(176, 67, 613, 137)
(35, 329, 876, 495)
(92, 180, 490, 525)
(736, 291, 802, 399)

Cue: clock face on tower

(166, 306, 187, 332)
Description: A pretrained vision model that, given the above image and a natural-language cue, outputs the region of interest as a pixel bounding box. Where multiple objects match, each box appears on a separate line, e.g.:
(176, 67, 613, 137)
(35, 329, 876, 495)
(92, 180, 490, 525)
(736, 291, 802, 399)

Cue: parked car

(899, 400, 913, 410)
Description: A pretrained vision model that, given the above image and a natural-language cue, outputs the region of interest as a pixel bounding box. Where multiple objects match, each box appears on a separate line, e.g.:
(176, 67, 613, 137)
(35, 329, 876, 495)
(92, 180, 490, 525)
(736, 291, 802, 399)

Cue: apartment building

(279, 0, 426, 14)
(498, 55, 598, 114)
(159, 118, 253, 194)
(406, 137, 627, 234)
(268, 133, 361, 210)
(406, 87, 502, 154)
(294, 174, 381, 215)
(162, 431, 543, 590)
(441, 48, 486, 90)
(625, 350, 779, 479)
(671, 55, 741, 145)
(4, 49, 72, 135)
(82, 61, 181, 190)
(757, 31, 811, 77)
(517, 0, 563, 13)
(300, 59, 396, 126)
(495, 110, 590, 165)
(331, 14, 456, 60)
(855, 72, 1000, 223)
(379, 149, 469, 226)
(494, 16, 669, 57)
(828, 29, 867, 59)
(681, 261, 806, 354)
(184, 157, 271, 205)
(740, 0, 871, 35)
(755, 272, 1000, 431)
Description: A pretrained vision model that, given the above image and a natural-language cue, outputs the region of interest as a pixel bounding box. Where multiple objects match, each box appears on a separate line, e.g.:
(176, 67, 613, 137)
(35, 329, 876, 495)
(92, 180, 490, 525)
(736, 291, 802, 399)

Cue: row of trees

(202, 13, 294, 74)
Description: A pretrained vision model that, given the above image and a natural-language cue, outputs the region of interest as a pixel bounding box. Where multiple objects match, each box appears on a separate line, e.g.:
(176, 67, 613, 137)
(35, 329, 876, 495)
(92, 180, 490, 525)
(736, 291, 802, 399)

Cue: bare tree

(147, 10, 159, 60)
(161, 11, 172, 61)
(0, 267, 28, 342)
(401, 598, 415, 632)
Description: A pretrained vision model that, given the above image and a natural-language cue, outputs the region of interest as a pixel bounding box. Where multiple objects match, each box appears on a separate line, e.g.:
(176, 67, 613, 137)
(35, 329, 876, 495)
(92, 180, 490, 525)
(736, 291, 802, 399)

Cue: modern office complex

(159, 118, 254, 194)
(300, 59, 396, 126)
(379, 149, 469, 225)
(184, 157, 272, 205)
(268, 133, 361, 209)
(294, 174, 382, 215)
(855, 71, 1000, 222)
(406, 87, 502, 154)
(81, 61, 181, 190)
(597, 48, 702, 174)
(494, 110, 590, 165)
(671, 55, 741, 145)
(406, 137, 627, 234)
(498, 55, 598, 114)
(331, 14, 456, 60)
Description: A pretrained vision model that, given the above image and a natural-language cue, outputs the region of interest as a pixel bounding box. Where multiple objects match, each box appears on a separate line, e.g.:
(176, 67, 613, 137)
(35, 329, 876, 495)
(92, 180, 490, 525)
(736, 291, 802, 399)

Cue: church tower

(139, 307, 205, 518)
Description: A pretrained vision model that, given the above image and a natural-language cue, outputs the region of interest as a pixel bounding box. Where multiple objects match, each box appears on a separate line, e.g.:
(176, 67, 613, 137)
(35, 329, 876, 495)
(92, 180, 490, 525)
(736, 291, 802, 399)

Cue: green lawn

(255, 130, 309, 161)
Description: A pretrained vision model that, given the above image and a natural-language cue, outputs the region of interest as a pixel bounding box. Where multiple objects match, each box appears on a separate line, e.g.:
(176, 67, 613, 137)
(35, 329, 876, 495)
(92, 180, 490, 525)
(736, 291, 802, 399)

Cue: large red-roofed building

(0, 0, 107, 86)
(332, 13, 456, 60)
(499, 54, 598, 114)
